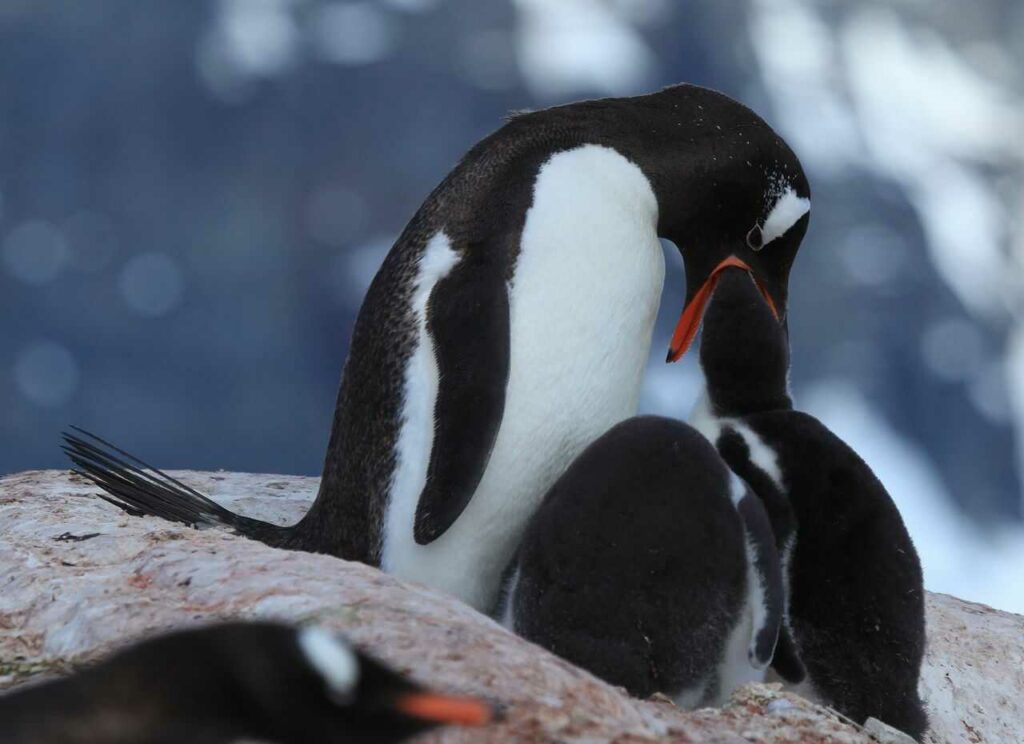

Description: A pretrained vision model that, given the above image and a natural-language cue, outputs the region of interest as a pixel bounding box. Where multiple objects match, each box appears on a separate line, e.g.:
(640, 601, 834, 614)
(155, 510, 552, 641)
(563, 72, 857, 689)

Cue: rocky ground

(1, 469, 1021, 742)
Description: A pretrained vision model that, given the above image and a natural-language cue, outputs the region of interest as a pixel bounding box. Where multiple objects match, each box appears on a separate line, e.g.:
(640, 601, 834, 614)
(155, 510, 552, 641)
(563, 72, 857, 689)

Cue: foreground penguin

(64, 83, 811, 613)
(499, 416, 804, 706)
(0, 621, 495, 744)
(693, 267, 928, 738)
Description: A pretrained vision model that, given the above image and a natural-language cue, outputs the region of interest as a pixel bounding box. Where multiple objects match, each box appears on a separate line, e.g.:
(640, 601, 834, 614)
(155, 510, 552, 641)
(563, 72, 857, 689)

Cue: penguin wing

(413, 253, 510, 544)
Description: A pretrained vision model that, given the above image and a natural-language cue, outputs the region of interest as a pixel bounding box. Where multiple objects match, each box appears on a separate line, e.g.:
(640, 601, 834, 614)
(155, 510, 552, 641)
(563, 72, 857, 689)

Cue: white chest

(383, 145, 664, 611)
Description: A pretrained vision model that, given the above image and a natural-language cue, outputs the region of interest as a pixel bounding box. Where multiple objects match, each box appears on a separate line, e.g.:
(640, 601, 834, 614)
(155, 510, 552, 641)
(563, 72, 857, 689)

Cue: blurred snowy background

(2, 1, 1022, 611)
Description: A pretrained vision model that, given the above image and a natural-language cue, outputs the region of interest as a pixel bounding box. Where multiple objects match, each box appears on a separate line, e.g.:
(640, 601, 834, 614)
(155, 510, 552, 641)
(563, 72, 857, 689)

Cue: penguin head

(632, 85, 810, 363)
(698, 266, 792, 416)
(279, 625, 497, 743)
(177, 622, 496, 744)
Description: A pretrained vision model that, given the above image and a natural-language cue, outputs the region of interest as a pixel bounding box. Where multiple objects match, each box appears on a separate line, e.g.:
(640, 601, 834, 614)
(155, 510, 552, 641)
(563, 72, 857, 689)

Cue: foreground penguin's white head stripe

(298, 626, 360, 700)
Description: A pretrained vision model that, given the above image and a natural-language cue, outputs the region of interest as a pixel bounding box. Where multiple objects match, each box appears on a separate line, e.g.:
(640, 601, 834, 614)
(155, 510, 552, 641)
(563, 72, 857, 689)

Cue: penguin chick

(696, 267, 928, 739)
(0, 621, 496, 744)
(500, 416, 788, 708)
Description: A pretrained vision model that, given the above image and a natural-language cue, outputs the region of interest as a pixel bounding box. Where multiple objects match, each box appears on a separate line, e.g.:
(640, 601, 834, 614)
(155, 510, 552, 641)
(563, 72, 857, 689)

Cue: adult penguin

(693, 266, 928, 739)
(65, 84, 811, 613)
(0, 621, 495, 744)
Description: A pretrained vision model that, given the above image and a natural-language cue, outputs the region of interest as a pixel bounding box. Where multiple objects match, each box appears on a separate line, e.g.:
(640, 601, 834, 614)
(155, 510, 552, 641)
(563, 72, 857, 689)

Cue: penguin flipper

(731, 474, 786, 670)
(413, 254, 510, 544)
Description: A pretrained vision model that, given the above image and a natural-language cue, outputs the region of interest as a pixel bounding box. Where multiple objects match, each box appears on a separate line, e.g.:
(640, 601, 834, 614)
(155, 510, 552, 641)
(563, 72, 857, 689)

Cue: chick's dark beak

(666, 255, 780, 363)
(393, 691, 497, 727)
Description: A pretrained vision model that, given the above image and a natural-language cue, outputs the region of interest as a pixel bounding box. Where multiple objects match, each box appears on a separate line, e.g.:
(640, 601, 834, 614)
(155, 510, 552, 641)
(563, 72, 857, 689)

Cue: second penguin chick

(499, 416, 798, 706)
(695, 266, 928, 739)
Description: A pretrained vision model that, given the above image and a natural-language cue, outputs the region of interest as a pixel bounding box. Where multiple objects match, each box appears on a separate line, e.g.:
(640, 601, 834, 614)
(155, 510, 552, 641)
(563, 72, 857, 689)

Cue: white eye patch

(761, 187, 810, 246)
(298, 627, 360, 698)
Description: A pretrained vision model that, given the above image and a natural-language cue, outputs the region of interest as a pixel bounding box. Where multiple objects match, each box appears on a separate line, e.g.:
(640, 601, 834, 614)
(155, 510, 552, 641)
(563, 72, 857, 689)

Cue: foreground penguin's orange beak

(666, 255, 780, 363)
(394, 692, 497, 726)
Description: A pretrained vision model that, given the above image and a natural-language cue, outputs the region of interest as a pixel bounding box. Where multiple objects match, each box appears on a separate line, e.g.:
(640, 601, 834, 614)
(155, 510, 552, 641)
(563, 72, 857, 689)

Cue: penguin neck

(697, 269, 793, 419)
(695, 372, 792, 421)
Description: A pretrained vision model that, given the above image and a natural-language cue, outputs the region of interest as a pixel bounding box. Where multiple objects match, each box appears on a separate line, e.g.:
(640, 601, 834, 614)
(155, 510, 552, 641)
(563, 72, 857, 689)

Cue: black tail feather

(61, 427, 294, 547)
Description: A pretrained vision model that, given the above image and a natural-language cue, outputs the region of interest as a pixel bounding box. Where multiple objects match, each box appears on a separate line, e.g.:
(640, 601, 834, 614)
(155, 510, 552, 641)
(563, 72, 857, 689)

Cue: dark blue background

(3, 1, 1021, 608)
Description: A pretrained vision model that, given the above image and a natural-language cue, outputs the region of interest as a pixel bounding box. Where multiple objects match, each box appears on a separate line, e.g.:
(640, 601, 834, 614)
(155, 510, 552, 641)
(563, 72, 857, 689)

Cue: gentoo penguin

(693, 267, 928, 738)
(64, 83, 811, 613)
(498, 415, 803, 707)
(0, 621, 495, 744)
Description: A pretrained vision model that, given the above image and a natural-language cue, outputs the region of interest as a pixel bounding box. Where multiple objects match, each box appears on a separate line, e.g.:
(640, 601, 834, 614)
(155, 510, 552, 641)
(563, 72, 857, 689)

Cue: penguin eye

(746, 224, 764, 251)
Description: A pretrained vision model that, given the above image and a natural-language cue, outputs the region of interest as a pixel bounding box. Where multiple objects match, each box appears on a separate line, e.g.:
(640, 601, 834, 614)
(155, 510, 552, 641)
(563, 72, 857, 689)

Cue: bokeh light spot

(118, 253, 185, 317)
(311, 2, 397, 65)
(329, 235, 393, 303)
(920, 318, 984, 382)
(2, 220, 70, 285)
(839, 225, 908, 287)
(14, 341, 80, 408)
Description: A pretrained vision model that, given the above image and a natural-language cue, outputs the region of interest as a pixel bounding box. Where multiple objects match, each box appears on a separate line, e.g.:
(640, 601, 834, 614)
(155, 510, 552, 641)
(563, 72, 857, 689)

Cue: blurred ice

(310, 2, 397, 66)
(216, 0, 299, 75)
(920, 318, 985, 382)
(751, 0, 1023, 317)
(748, 0, 862, 174)
(513, 0, 655, 99)
(968, 359, 1013, 426)
(196, 0, 300, 101)
(2, 220, 69, 286)
(1009, 329, 1024, 506)
(748, 0, 1024, 610)
(118, 253, 185, 318)
(606, 0, 671, 26)
(838, 225, 909, 288)
(381, 0, 439, 13)
(803, 381, 1024, 613)
(14, 341, 80, 408)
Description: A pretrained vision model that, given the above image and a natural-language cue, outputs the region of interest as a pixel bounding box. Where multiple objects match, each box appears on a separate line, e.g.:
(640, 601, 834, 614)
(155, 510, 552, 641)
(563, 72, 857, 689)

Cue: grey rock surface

(1, 470, 1020, 742)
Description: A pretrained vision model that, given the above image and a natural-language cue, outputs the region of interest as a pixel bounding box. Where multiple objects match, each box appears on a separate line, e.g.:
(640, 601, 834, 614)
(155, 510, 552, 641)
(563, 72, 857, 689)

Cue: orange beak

(666, 255, 780, 363)
(394, 692, 496, 727)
